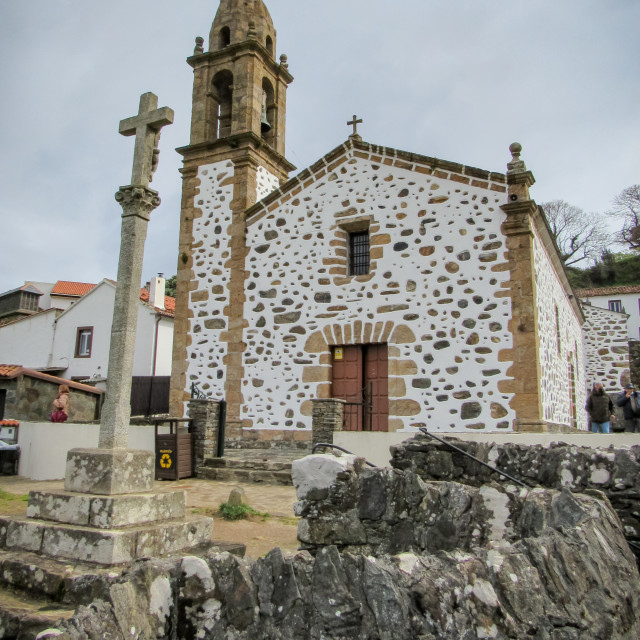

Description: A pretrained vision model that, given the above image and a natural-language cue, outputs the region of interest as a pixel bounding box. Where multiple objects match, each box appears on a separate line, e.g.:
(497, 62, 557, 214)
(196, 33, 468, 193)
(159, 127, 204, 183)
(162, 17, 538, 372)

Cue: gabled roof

(0, 284, 44, 298)
(51, 281, 97, 297)
(0, 365, 103, 394)
(246, 137, 507, 222)
(576, 285, 640, 297)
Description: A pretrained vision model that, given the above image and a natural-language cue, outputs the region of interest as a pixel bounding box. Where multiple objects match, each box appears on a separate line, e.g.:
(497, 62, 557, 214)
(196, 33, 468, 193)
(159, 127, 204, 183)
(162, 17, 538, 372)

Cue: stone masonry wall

(0, 377, 99, 422)
(390, 434, 640, 549)
(582, 303, 630, 391)
(183, 160, 279, 407)
(628, 339, 639, 387)
(242, 144, 516, 434)
(532, 229, 587, 429)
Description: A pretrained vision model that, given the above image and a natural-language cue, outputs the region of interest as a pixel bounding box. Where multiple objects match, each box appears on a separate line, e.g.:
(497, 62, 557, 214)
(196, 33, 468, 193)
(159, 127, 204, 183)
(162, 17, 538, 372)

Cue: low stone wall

(390, 434, 640, 548)
(0, 377, 100, 423)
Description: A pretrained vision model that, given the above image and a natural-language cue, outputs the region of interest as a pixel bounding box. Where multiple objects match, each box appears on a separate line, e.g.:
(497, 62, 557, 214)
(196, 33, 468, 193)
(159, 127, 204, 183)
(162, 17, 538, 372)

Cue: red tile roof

(0, 420, 20, 427)
(139, 289, 176, 316)
(576, 285, 640, 297)
(0, 365, 21, 377)
(51, 281, 97, 297)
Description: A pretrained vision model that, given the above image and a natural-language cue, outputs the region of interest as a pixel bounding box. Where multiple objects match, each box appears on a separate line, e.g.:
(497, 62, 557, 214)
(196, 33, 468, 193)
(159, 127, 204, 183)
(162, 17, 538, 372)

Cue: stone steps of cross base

(0, 585, 76, 640)
(198, 465, 293, 486)
(0, 514, 213, 566)
(0, 549, 123, 606)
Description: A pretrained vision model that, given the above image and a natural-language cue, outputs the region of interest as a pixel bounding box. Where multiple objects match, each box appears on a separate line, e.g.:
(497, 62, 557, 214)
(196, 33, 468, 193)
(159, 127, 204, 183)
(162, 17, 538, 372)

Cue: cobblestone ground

(0, 475, 300, 559)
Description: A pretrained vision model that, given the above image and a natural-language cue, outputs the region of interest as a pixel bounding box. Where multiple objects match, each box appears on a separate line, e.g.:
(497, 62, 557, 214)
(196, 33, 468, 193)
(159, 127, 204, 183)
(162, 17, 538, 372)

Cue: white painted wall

(15, 422, 156, 480)
(580, 292, 640, 340)
(335, 430, 640, 467)
(0, 309, 58, 369)
(154, 317, 174, 376)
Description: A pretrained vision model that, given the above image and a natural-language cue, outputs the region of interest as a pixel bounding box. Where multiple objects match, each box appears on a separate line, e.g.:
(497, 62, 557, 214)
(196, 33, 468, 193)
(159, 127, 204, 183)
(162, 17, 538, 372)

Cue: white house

(577, 285, 640, 340)
(0, 276, 174, 382)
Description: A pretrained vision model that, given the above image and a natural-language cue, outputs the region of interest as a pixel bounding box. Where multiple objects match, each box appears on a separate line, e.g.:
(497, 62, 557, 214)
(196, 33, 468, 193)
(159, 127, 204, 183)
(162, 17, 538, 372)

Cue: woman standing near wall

(50, 385, 70, 423)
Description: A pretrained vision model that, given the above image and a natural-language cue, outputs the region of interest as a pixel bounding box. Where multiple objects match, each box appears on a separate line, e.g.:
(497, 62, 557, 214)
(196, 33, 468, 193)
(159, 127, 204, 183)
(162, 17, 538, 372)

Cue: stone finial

(507, 142, 526, 174)
(279, 54, 289, 70)
(506, 141, 535, 202)
(194, 36, 204, 55)
(248, 20, 257, 39)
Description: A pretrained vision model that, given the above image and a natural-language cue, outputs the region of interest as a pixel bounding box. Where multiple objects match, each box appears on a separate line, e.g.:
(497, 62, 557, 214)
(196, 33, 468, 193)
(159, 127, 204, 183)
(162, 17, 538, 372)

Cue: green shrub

(218, 502, 268, 521)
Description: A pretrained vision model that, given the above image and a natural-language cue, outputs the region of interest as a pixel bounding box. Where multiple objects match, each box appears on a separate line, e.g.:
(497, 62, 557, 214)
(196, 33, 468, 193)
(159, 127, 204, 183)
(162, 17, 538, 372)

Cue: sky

(0, 0, 638, 295)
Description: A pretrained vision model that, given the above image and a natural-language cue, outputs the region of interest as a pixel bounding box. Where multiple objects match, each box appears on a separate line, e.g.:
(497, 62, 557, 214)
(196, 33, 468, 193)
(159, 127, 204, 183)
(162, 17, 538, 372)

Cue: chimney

(149, 273, 165, 310)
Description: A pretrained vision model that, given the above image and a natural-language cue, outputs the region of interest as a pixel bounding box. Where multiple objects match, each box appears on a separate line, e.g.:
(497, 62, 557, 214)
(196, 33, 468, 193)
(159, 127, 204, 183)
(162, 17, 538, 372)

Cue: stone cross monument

(0, 93, 213, 566)
(65, 92, 175, 494)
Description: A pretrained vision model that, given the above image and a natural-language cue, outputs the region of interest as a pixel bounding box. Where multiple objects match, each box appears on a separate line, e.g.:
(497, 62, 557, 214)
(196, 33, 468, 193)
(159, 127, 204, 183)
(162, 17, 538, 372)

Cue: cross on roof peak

(347, 114, 363, 139)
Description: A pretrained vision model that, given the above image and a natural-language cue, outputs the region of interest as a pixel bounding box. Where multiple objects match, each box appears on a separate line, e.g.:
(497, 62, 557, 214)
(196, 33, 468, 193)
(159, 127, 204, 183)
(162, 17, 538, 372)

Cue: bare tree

(540, 200, 610, 266)
(609, 184, 640, 250)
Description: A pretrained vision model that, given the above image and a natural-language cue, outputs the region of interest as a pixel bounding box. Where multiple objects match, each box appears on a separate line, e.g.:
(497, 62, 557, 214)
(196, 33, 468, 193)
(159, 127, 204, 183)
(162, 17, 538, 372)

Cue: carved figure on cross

(347, 114, 363, 138)
(119, 92, 174, 187)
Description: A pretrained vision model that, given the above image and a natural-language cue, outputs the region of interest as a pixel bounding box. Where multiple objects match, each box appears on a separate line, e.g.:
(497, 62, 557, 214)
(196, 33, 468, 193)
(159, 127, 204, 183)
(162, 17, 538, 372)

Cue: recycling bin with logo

(154, 418, 194, 480)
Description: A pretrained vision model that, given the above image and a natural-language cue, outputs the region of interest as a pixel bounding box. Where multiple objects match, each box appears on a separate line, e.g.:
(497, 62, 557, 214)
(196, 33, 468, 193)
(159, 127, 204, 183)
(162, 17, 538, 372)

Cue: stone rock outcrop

(390, 435, 640, 549)
(39, 451, 640, 640)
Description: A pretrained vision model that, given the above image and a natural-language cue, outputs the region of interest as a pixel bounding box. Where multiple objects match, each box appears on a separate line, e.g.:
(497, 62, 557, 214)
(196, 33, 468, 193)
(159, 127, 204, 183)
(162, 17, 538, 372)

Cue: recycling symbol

(160, 453, 172, 469)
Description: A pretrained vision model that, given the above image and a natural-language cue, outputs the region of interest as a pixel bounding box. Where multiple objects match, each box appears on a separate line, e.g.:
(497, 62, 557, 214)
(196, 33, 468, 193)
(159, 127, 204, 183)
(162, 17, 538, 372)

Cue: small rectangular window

(608, 300, 623, 313)
(75, 327, 93, 358)
(349, 231, 370, 275)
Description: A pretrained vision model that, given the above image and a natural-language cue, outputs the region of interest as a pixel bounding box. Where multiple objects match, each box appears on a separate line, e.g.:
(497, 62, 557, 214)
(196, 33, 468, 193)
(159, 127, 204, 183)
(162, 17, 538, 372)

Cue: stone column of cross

(98, 93, 174, 450)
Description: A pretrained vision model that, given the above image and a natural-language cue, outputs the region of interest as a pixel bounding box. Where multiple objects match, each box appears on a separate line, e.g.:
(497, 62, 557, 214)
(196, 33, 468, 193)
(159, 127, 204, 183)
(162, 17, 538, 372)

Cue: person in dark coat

(616, 383, 640, 433)
(585, 382, 614, 433)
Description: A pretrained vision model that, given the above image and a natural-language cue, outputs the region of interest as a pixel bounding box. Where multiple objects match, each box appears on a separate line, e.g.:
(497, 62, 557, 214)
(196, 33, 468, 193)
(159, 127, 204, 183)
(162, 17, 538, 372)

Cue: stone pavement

(0, 475, 298, 519)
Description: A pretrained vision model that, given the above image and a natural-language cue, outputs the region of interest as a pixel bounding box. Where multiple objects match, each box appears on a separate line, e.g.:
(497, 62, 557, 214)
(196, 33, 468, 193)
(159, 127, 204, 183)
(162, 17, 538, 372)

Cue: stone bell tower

(170, 0, 295, 429)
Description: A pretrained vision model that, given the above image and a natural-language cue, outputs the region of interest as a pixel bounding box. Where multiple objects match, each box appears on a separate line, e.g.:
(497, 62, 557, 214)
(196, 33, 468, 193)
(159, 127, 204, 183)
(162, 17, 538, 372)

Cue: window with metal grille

(349, 231, 370, 275)
(608, 300, 623, 313)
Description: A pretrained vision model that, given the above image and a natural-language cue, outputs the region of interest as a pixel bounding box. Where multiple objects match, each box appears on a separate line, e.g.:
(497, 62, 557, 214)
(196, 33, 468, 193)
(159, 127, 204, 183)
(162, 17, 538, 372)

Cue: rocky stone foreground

(10, 448, 639, 640)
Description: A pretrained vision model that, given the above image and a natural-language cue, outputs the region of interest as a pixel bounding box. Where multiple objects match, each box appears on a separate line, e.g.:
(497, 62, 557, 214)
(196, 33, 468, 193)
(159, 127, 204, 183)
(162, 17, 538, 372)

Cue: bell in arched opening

(260, 90, 271, 134)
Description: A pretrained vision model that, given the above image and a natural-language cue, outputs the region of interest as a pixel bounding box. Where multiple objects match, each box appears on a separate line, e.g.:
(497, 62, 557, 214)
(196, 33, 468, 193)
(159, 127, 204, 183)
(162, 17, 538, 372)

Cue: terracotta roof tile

(51, 281, 97, 297)
(139, 289, 175, 317)
(0, 420, 20, 427)
(0, 365, 22, 377)
(576, 285, 640, 297)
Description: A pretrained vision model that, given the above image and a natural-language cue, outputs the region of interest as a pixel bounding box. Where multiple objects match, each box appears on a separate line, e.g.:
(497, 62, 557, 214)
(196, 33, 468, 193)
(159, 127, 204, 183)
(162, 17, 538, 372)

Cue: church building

(169, 0, 617, 444)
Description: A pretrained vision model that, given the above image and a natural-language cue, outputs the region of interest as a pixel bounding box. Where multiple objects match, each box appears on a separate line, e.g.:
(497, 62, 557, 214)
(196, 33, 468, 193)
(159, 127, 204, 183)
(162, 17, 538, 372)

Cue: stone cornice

(176, 132, 296, 173)
(187, 41, 294, 84)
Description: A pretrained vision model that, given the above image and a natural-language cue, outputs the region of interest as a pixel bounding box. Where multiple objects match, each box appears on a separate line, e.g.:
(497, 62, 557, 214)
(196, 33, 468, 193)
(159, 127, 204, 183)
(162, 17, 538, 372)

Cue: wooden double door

(331, 344, 389, 432)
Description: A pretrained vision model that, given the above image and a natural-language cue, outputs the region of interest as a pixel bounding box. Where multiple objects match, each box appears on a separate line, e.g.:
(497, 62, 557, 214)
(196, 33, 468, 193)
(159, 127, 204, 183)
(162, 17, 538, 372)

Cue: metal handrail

(418, 428, 531, 489)
(312, 442, 377, 467)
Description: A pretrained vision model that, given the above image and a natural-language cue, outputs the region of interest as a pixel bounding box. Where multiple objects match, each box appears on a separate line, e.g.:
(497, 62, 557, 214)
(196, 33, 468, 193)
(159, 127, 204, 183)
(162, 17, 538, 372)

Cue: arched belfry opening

(212, 70, 233, 139)
(265, 35, 273, 56)
(261, 77, 275, 144)
(219, 26, 231, 49)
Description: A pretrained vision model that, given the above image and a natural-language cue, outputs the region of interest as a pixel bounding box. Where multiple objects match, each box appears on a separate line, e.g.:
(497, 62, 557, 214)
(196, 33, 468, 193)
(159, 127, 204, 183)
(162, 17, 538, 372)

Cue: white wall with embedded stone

(581, 303, 630, 391)
(532, 230, 587, 430)
(185, 161, 282, 402)
(185, 160, 234, 399)
(242, 146, 516, 433)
